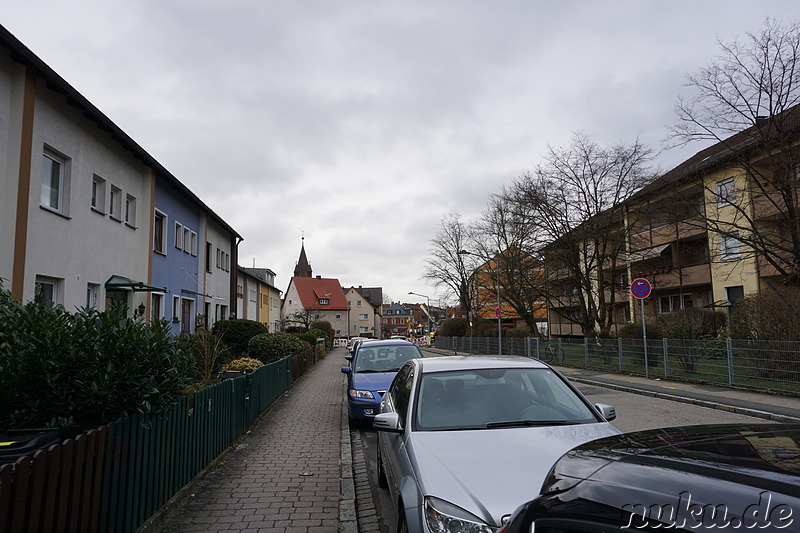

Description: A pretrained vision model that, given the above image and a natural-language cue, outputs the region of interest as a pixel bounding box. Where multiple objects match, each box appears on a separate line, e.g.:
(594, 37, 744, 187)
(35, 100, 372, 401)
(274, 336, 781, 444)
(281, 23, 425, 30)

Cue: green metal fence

(1, 351, 317, 533)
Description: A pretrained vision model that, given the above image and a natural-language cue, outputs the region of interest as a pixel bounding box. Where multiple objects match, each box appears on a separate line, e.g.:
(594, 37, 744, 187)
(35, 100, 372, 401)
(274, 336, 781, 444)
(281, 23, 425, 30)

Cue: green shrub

(438, 318, 468, 336)
(294, 328, 327, 347)
(505, 328, 529, 338)
(186, 332, 230, 388)
(248, 332, 304, 364)
(222, 357, 262, 373)
(310, 320, 334, 348)
(654, 308, 726, 339)
(211, 319, 267, 358)
(0, 287, 193, 437)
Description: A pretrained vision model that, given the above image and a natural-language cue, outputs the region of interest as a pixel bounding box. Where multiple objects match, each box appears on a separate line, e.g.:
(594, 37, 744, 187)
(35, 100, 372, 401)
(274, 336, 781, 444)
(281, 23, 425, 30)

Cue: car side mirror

(341, 367, 351, 374)
(345, 355, 353, 361)
(373, 412, 402, 433)
(595, 403, 616, 421)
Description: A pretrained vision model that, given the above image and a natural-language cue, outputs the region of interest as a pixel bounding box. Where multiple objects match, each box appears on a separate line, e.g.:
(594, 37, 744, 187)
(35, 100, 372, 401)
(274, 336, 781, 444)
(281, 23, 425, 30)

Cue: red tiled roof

(291, 277, 349, 310)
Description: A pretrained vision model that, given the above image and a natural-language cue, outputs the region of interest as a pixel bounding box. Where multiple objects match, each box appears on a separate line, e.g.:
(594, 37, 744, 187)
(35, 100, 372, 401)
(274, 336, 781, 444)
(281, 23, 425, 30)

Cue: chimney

(316, 275, 322, 279)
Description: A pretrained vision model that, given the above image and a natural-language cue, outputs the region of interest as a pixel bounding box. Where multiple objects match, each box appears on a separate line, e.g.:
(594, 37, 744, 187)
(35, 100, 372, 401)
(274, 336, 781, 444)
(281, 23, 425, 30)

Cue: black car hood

(558, 423, 800, 487)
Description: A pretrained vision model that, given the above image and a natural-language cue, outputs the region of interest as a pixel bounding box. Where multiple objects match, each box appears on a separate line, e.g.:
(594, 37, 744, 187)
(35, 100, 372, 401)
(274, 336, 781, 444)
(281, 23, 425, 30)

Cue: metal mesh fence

(434, 336, 800, 395)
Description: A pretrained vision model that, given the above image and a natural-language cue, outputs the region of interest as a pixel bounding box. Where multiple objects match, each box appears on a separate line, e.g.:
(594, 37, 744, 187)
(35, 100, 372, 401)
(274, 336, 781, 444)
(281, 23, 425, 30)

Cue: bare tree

(510, 132, 654, 337)
(422, 213, 477, 321)
(670, 18, 800, 282)
(471, 192, 547, 335)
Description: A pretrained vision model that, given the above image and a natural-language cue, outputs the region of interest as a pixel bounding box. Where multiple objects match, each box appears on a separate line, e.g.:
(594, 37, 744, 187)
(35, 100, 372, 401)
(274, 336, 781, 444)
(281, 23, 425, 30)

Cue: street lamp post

(457, 249, 502, 355)
(408, 291, 431, 340)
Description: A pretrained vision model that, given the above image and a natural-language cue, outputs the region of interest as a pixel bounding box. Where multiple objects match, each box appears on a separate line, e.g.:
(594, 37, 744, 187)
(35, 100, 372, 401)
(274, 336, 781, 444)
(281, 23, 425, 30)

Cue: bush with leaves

(211, 319, 267, 358)
(437, 318, 469, 337)
(310, 320, 334, 348)
(221, 357, 263, 373)
(248, 332, 305, 364)
(0, 287, 193, 437)
(186, 332, 230, 388)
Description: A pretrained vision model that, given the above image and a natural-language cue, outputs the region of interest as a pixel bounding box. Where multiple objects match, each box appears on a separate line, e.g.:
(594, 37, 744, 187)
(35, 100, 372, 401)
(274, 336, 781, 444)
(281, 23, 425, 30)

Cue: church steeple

(294, 237, 313, 278)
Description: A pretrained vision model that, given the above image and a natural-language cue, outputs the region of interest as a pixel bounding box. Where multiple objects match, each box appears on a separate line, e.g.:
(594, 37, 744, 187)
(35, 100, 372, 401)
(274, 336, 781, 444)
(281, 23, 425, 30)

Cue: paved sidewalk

(154, 348, 349, 533)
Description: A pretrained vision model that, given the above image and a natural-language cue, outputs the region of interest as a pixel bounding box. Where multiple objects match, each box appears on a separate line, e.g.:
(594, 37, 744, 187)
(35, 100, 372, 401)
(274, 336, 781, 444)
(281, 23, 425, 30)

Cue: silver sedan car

(374, 355, 620, 533)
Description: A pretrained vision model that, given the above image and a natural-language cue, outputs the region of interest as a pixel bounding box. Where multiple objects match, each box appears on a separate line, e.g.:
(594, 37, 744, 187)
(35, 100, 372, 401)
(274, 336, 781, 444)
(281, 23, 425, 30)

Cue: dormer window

(319, 298, 329, 305)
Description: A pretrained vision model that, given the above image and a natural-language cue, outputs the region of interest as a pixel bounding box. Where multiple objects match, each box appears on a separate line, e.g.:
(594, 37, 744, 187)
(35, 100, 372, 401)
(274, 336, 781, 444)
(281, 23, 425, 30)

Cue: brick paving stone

(155, 349, 346, 533)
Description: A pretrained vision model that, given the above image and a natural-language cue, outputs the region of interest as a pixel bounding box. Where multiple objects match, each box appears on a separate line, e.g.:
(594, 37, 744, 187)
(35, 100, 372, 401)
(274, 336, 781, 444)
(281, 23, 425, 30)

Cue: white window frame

(151, 292, 164, 321)
(125, 194, 136, 226)
(658, 293, 692, 314)
(35, 275, 62, 307)
(716, 178, 735, 207)
(720, 232, 742, 260)
(359, 313, 369, 320)
(41, 149, 69, 214)
(172, 295, 181, 321)
(91, 175, 106, 213)
(175, 222, 184, 249)
(86, 283, 100, 309)
(109, 185, 122, 221)
(190, 232, 198, 256)
(154, 210, 167, 254)
(183, 227, 191, 253)
(319, 298, 329, 305)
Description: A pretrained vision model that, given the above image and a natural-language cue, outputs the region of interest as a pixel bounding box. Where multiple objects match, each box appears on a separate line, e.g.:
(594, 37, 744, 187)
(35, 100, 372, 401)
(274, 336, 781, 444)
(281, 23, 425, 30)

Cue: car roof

(416, 355, 548, 372)
(357, 339, 417, 347)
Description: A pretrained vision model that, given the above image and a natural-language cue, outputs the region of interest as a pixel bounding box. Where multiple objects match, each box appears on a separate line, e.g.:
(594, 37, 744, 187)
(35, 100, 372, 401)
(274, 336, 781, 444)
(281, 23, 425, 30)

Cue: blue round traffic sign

(631, 278, 651, 299)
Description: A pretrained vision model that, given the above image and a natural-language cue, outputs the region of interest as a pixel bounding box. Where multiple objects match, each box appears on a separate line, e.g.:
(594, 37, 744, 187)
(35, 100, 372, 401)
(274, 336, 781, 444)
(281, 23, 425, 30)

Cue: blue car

(341, 339, 424, 428)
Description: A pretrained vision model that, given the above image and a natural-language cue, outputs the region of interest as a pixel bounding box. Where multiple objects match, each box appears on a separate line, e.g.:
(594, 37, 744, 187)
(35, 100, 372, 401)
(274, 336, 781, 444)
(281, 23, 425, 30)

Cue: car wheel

(397, 509, 408, 533)
(377, 444, 388, 488)
(348, 415, 359, 429)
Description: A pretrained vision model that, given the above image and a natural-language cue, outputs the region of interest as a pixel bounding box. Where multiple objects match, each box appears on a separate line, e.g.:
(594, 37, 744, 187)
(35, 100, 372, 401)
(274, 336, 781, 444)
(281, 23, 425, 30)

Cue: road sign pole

(630, 278, 652, 379)
(641, 298, 648, 379)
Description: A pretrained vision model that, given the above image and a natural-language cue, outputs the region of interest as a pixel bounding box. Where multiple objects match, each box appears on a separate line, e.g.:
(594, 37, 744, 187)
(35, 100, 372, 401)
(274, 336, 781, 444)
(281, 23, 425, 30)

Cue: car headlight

(425, 497, 494, 533)
(349, 390, 374, 399)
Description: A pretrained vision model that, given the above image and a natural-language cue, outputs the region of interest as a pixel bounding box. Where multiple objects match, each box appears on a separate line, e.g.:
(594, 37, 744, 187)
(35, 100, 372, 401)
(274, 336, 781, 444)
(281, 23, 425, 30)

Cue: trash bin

(0, 428, 61, 465)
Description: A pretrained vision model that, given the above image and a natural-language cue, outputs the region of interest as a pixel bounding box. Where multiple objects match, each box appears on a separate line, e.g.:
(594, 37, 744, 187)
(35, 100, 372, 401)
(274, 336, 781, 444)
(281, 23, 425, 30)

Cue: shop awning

(105, 275, 166, 292)
(626, 243, 670, 263)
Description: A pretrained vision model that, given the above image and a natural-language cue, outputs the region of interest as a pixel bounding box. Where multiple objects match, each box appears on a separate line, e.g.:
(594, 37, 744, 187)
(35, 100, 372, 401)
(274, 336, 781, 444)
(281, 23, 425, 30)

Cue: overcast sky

(4, 2, 800, 307)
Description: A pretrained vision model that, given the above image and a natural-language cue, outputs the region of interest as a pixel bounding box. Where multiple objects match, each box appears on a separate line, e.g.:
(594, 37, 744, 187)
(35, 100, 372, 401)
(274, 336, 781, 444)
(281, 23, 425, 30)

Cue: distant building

(382, 302, 413, 337)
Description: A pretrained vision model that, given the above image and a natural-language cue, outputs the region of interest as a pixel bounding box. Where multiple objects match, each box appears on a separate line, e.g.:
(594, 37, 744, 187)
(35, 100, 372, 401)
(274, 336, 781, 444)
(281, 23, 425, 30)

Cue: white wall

(23, 81, 152, 310)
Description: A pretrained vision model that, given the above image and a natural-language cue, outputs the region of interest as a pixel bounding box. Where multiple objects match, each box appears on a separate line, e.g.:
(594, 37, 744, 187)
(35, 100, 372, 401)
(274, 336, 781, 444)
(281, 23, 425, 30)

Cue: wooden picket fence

(0, 350, 317, 533)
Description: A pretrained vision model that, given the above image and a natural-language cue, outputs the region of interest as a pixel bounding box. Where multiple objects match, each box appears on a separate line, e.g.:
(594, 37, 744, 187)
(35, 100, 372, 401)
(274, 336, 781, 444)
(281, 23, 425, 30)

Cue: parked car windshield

(354, 345, 422, 373)
(414, 368, 598, 430)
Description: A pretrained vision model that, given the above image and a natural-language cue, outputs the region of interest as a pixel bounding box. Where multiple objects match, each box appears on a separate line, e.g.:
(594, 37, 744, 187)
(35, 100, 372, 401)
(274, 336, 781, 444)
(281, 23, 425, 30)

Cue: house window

(34, 275, 61, 307)
(216, 248, 221, 268)
(359, 313, 368, 320)
(86, 283, 100, 309)
(183, 227, 191, 253)
(91, 175, 106, 212)
(249, 289, 257, 303)
(190, 232, 197, 256)
(206, 242, 213, 272)
(359, 327, 369, 334)
(175, 222, 184, 249)
(172, 296, 181, 322)
(125, 195, 136, 226)
(726, 285, 745, 304)
(335, 314, 342, 319)
(357, 300, 362, 307)
(716, 178, 735, 206)
(109, 185, 122, 220)
(658, 294, 693, 314)
(41, 150, 70, 214)
(152, 293, 163, 320)
(319, 298, 329, 305)
(154, 210, 167, 254)
(720, 232, 741, 260)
